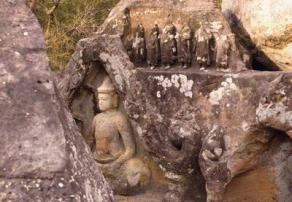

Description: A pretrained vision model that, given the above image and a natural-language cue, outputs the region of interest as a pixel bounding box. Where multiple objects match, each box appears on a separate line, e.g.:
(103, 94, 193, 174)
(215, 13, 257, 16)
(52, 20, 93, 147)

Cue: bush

(27, 0, 119, 70)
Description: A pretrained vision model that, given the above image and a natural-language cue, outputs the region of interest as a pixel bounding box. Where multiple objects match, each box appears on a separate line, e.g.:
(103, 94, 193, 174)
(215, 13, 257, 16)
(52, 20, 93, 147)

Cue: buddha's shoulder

(112, 110, 128, 122)
(92, 112, 111, 122)
(93, 110, 127, 121)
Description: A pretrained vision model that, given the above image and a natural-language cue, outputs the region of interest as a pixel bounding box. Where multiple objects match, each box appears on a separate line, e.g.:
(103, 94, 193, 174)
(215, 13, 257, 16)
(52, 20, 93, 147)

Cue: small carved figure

(179, 25, 193, 69)
(147, 24, 161, 69)
(199, 127, 229, 202)
(121, 8, 131, 38)
(132, 23, 147, 64)
(194, 23, 212, 68)
(120, 8, 132, 55)
(215, 34, 232, 69)
(201, 136, 223, 162)
(91, 76, 151, 194)
(161, 22, 178, 69)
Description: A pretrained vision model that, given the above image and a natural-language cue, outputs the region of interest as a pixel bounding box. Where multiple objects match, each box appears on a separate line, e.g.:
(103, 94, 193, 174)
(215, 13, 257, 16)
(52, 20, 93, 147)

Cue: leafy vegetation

(27, 0, 119, 70)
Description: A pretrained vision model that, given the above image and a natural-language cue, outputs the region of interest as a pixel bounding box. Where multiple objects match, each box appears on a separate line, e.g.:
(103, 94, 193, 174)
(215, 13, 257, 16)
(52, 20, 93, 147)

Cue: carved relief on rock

(178, 24, 193, 69)
(117, 18, 245, 72)
(132, 23, 147, 64)
(161, 22, 178, 69)
(147, 23, 161, 69)
(210, 21, 234, 70)
(104, 1, 249, 73)
(199, 126, 230, 202)
(194, 22, 213, 68)
(91, 75, 151, 194)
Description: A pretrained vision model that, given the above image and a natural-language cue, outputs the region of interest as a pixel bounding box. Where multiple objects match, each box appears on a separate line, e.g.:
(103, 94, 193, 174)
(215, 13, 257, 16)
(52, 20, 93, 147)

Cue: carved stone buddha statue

(91, 75, 151, 194)
(195, 22, 212, 68)
(179, 25, 193, 69)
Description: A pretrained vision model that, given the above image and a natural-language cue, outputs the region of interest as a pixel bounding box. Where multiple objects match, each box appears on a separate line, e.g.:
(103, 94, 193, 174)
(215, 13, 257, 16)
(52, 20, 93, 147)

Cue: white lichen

(14, 51, 21, 58)
(171, 75, 180, 88)
(154, 74, 193, 98)
(114, 75, 123, 87)
(136, 126, 143, 136)
(241, 121, 250, 132)
(159, 164, 166, 172)
(209, 76, 239, 105)
(179, 127, 192, 137)
(165, 172, 183, 181)
(58, 182, 64, 188)
(156, 91, 161, 98)
(99, 52, 130, 91)
(256, 102, 292, 127)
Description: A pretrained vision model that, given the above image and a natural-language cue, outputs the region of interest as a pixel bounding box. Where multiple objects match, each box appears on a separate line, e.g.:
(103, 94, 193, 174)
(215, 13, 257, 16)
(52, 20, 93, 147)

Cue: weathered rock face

(224, 134, 292, 202)
(132, 70, 292, 202)
(59, 0, 292, 201)
(257, 74, 292, 136)
(0, 1, 113, 201)
(222, 0, 292, 71)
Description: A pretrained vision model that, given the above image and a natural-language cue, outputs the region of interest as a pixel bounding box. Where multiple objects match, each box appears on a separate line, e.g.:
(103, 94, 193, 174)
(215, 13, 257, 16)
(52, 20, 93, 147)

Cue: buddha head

(96, 76, 118, 112)
(181, 25, 192, 40)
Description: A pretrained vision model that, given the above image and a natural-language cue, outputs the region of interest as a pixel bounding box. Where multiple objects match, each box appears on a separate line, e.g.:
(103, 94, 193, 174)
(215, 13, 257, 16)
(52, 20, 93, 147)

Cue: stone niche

(59, 0, 292, 201)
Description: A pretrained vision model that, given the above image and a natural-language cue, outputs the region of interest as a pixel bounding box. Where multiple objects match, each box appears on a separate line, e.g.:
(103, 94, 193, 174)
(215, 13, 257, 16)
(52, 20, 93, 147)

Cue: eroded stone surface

(0, 1, 113, 201)
(222, 0, 292, 71)
(256, 74, 292, 135)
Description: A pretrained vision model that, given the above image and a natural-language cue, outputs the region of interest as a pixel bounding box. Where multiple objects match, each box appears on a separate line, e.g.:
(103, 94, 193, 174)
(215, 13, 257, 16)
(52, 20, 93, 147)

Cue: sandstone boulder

(222, 0, 292, 71)
(0, 0, 113, 201)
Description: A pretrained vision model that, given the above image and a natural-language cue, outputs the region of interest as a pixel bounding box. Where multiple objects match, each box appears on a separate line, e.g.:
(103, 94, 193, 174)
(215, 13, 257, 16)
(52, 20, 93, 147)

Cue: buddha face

(97, 92, 118, 112)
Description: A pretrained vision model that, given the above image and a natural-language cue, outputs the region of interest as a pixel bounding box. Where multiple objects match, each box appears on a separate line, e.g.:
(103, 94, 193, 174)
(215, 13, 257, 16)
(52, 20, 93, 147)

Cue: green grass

(215, 0, 222, 9)
(28, 0, 119, 71)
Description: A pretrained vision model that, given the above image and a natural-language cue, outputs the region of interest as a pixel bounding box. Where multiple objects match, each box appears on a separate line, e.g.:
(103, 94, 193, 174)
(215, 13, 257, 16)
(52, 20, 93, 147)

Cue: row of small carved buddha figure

(126, 22, 233, 70)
